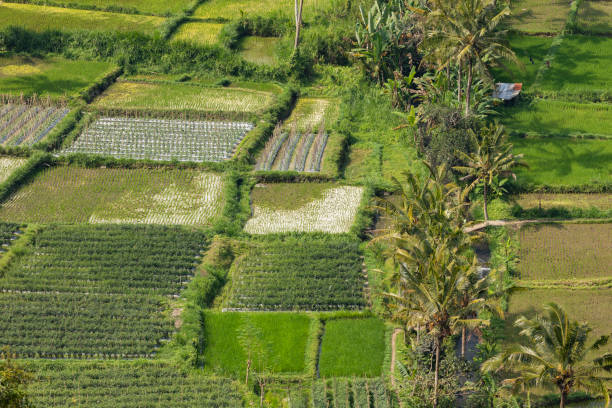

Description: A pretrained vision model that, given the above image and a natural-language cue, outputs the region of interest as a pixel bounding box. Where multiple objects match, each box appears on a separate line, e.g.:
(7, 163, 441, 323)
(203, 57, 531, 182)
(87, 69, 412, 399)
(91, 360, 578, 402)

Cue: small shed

(492, 83, 522, 100)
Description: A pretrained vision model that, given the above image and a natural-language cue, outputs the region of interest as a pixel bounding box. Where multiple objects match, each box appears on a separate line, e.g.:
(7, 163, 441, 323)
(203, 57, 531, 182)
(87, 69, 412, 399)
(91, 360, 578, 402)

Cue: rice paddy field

(92, 81, 274, 115)
(193, 0, 330, 21)
(517, 223, 612, 281)
(511, 136, 612, 187)
(577, 0, 612, 35)
(202, 312, 311, 375)
(509, 0, 571, 33)
(64, 117, 254, 162)
(4, 0, 195, 16)
(239, 36, 279, 65)
(0, 102, 70, 146)
(0, 55, 116, 98)
(501, 99, 612, 137)
(0, 156, 25, 182)
(505, 288, 612, 354)
(244, 183, 364, 234)
(0, 3, 165, 34)
(171, 20, 224, 46)
(318, 318, 386, 377)
(515, 193, 612, 210)
(0, 166, 225, 225)
(493, 34, 553, 87)
(537, 35, 612, 96)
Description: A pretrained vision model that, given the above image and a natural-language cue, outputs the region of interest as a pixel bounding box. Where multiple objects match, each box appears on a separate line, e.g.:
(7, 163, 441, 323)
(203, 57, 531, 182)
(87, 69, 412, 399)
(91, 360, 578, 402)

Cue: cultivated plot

(515, 193, 612, 211)
(312, 378, 392, 407)
(494, 34, 553, 87)
(509, 0, 571, 33)
(511, 136, 612, 187)
(239, 36, 279, 65)
(319, 318, 386, 377)
(172, 20, 224, 46)
(0, 55, 116, 98)
(225, 237, 366, 311)
(577, 0, 612, 35)
(26, 360, 243, 408)
(517, 223, 612, 281)
(501, 99, 612, 137)
(0, 103, 69, 146)
(0, 3, 164, 34)
(244, 183, 364, 234)
(0, 224, 207, 358)
(505, 288, 612, 354)
(4, 0, 196, 16)
(193, 0, 329, 20)
(0, 156, 26, 182)
(0, 166, 225, 225)
(202, 312, 311, 375)
(93, 81, 274, 115)
(64, 117, 254, 162)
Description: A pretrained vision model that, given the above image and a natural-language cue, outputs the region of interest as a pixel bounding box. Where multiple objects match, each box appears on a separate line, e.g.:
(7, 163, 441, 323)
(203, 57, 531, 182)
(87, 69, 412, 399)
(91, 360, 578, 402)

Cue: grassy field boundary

(79, 66, 122, 103)
(516, 277, 612, 289)
(0, 223, 37, 278)
(31, 104, 84, 152)
(0, 151, 51, 204)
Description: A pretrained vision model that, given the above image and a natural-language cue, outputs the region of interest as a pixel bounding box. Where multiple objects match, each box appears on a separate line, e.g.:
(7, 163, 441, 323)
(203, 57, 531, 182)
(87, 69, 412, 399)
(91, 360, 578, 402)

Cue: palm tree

(454, 123, 526, 221)
(294, 0, 304, 50)
(374, 163, 492, 408)
(426, 0, 521, 115)
(482, 303, 612, 408)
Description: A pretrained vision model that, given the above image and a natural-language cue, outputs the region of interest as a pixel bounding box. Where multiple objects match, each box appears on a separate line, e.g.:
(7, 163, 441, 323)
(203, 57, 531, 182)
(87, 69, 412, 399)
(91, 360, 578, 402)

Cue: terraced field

(0, 103, 69, 146)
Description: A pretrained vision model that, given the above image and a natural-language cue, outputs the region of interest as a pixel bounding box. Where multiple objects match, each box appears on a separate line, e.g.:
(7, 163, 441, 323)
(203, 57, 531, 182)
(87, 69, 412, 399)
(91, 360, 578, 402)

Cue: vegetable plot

(0, 102, 69, 146)
(244, 184, 364, 234)
(0, 224, 207, 358)
(0, 166, 224, 225)
(65, 117, 254, 162)
(26, 360, 243, 408)
(312, 378, 394, 408)
(225, 237, 366, 311)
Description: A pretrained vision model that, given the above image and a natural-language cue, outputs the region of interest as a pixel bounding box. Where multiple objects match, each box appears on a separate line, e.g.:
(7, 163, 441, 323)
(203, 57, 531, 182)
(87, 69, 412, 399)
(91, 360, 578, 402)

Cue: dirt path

(390, 328, 403, 387)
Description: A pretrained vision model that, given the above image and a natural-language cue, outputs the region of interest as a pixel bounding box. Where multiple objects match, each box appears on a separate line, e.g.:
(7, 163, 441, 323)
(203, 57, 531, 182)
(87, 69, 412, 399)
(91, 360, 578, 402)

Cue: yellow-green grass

(0, 157, 26, 183)
(318, 318, 386, 377)
(193, 0, 329, 21)
(171, 20, 223, 46)
(7, 0, 195, 16)
(0, 55, 116, 98)
(577, 0, 612, 35)
(0, 166, 225, 225)
(501, 99, 612, 137)
(92, 81, 274, 114)
(517, 223, 612, 281)
(239, 36, 278, 65)
(0, 3, 164, 34)
(509, 0, 571, 33)
(516, 193, 612, 210)
(511, 136, 612, 187)
(538, 35, 612, 95)
(344, 144, 377, 182)
(251, 182, 335, 211)
(202, 312, 312, 376)
(494, 34, 553, 87)
(284, 97, 338, 131)
(505, 288, 612, 354)
(382, 143, 424, 182)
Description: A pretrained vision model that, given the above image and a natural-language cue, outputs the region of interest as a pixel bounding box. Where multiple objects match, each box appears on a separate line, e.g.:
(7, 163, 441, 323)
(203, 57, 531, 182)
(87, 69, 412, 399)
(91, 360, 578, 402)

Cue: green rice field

(93, 81, 274, 114)
(0, 3, 164, 34)
(193, 0, 329, 21)
(495, 34, 553, 87)
(509, 0, 571, 33)
(4, 0, 195, 16)
(171, 20, 223, 46)
(512, 136, 612, 187)
(577, 0, 612, 35)
(0, 166, 225, 225)
(0, 55, 116, 98)
(517, 223, 612, 281)
(318, 318, 386, 377)
(515, 193, 612, 211)
(202, 312, 311, 375)
(501, 99, 612, 137)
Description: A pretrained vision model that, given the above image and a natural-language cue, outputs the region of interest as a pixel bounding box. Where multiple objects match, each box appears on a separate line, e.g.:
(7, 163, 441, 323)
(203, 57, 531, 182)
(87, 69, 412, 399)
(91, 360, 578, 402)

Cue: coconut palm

(454, 123, 526, 221)
(482, 303, 612, 408)
(426, 0, 521, 115)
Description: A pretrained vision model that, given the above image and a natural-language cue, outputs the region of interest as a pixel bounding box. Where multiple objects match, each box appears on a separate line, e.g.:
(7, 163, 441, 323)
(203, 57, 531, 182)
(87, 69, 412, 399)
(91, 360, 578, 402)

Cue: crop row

(244, 186, 364, 234)
(0, 222, 21, 252)
(24, 360, 243, 408)
(226, 239, 366, 311)
(0, 103, 69, 146)
(256, 123, 328, 172)
(312, 378, 393, 408)
(64, 117, 254, 162)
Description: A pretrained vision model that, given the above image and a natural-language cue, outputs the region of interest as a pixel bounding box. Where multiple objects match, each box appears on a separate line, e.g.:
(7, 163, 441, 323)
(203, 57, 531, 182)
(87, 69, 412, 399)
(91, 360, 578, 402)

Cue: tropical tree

(294, 0, 304, 50)
(0, 347, 32, 408)
(454, 123, 526, 221)
(482, 303, 612, 408)
(425, 0, 520, 115)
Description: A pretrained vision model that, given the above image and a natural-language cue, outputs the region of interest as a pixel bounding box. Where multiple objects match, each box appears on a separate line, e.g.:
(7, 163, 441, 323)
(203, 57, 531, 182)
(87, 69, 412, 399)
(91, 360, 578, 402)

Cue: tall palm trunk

(461, 327, 466, 358)
(560, 391, 568, 408)
(433, 337, 441, 408)
(465, 60, 473, 116)
(457, 61, 462, 105)
(483, 182, 489, 221)
(294, 0, 304, 50)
